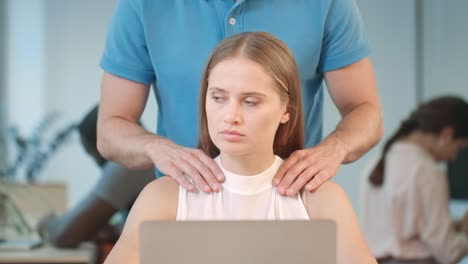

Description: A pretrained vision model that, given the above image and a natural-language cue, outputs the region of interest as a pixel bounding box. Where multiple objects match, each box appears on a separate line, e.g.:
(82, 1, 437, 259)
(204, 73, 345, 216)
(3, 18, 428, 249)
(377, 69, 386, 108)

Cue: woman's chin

(217, 144, 250, 157)
(220, 150, 249, 157)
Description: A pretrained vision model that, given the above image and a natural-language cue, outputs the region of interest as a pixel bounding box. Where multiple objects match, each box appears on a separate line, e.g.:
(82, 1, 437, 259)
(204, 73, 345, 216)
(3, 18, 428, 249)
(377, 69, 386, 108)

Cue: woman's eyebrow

(240, 92, 266, 98)
(207, 87, 266, 97)
(207, 87, 227, 93)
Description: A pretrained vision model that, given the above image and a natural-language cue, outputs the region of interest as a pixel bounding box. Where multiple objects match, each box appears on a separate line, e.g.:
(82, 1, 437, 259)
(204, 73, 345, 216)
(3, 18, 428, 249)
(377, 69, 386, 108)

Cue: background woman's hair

(369, 96, 468, 187)
(197, 32, 304, 159)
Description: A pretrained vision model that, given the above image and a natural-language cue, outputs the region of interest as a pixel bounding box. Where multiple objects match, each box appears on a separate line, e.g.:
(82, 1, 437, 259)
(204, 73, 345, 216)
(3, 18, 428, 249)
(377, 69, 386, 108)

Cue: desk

(0, 243, 94, 264)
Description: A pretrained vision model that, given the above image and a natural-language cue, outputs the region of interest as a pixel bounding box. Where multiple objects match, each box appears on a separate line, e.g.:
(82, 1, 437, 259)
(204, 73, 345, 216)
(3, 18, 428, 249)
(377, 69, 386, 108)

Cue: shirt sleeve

(317, 0, 371, 73)
(417, 165, 468, 264)
(99, 0, 155, 85)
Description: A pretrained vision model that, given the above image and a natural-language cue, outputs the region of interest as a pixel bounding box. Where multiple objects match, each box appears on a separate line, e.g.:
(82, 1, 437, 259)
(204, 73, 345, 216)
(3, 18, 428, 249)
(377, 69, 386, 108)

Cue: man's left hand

(272, 137, 348, 196)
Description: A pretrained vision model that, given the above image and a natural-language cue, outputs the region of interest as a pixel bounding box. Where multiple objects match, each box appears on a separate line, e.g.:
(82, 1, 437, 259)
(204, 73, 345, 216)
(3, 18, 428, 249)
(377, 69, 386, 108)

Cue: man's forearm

(97, 116, 160, 169)
(324, 102, 383, 164)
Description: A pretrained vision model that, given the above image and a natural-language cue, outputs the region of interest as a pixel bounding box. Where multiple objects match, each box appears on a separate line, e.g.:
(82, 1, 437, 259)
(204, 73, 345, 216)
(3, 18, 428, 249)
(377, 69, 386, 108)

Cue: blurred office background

(0, 0, 467, 220)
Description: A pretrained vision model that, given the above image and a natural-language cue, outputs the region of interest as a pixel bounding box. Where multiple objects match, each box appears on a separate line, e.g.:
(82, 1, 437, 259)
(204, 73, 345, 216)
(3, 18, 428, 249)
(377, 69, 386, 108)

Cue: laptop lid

(140, 220, 336, 264)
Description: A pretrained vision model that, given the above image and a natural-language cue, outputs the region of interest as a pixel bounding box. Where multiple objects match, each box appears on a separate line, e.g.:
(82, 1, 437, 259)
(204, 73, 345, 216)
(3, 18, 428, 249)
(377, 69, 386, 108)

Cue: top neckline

(215, 155, 283, 195)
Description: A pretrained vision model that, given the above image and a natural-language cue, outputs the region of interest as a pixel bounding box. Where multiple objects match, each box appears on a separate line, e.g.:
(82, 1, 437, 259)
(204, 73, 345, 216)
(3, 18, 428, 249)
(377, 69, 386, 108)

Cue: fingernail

(217, 173, 225, 181)
(287, 189, 294, 196)
(277, 187, 284, 194)
(188, 184, 195, 191)
(204, 186, 211, 193)
(306, 184, 313, 191)
(213, 184, 221, 192)
(273, 179, 279, 186)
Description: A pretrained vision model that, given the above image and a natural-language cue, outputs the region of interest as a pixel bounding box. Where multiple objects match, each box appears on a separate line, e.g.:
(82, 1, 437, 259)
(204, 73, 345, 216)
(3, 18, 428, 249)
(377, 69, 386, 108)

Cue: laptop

(140, 220, 336, 264)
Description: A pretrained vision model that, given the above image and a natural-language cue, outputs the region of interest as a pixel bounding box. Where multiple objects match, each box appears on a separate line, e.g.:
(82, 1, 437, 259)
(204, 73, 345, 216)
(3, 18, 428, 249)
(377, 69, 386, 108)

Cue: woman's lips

(220, 130, 245, 142)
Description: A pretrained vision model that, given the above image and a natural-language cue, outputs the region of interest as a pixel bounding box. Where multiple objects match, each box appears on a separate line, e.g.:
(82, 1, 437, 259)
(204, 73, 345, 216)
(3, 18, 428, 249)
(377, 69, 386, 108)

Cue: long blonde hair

(197, 32, 304, 159)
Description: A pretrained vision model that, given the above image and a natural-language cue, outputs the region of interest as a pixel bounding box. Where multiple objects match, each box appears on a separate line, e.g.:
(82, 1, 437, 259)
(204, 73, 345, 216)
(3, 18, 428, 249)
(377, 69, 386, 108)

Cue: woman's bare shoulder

(304, 181, 352, 219)
(303, 182, 377, 264)
(144, 176, 180, 193)
(132, 176, 179, 220)
(104, 177, 180, 263)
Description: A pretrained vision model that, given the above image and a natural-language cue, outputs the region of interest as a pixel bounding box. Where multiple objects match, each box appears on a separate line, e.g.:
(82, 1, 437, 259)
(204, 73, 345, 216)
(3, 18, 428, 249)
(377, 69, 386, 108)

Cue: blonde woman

(104, 32, 376, 264)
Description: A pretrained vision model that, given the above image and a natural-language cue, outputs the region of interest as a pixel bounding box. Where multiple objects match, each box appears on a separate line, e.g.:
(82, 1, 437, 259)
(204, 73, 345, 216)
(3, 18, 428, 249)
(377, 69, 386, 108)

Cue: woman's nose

(224, 102, 242, 125)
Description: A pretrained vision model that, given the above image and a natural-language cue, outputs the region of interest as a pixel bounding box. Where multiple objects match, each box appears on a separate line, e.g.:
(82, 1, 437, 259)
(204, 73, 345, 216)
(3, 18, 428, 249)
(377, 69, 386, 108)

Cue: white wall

(5, 0, 46, 138)
(4, 0, 48, 183)
(0, 0, 7, 170)
(422, 0, 468, 100)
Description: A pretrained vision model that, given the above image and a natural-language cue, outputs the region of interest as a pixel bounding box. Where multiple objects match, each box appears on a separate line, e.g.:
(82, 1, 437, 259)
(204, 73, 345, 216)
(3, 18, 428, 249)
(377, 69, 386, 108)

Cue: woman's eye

(244, 100, 259, 106)
(211, 95, 225, 102)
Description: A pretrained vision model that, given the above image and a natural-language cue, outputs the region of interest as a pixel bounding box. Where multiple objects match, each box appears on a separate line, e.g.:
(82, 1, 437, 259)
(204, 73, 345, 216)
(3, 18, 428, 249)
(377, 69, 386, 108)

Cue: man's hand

(271, 57, 382, 196)
(144, 137, 225, 193)
(272, 137, 348, 196)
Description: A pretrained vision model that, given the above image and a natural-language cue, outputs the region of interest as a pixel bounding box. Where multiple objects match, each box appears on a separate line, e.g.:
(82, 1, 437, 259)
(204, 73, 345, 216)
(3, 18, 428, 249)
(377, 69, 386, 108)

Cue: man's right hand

(144, 137, 224, 193)
(98, 73, 224, 193)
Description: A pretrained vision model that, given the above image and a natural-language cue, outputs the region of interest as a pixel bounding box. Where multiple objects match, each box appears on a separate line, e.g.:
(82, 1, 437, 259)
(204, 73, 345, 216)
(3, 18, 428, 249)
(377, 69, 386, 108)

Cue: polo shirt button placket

(226, 16, 238, 36)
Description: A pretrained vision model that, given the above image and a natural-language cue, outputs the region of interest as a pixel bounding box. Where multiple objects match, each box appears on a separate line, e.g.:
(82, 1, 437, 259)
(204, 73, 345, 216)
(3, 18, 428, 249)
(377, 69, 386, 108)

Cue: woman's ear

(280, 112, 290, 124)
(440, 126, 454, 141)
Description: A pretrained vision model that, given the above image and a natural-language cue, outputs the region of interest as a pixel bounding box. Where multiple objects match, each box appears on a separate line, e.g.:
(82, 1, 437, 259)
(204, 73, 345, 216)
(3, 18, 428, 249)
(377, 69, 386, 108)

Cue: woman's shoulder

(133, 176, 179, 220)
(144, 176, 179, 201)
(140, 176, 179, 197)
(303, 181, 353, 219)
(305, 180, 346, 199)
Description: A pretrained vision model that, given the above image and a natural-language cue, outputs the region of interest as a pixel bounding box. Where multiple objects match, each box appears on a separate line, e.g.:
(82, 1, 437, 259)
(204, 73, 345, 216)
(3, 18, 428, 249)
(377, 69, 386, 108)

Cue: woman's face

(436, 138, 468, 161)
(205, 57, 289, 157)
(432, 128, 468, 161)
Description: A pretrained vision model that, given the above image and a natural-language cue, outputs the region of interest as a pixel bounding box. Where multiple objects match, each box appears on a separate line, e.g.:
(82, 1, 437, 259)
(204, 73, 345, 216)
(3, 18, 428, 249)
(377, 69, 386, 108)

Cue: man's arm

(324, 57, 383, 163)
(97, 72, 154, 169)
(97, 72, 223, 192)
(274, 57, 383, 195)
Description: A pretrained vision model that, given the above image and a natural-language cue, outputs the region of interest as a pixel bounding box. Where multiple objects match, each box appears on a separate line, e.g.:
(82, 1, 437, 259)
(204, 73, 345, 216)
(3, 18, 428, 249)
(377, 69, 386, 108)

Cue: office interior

(0, 0, 467, 263)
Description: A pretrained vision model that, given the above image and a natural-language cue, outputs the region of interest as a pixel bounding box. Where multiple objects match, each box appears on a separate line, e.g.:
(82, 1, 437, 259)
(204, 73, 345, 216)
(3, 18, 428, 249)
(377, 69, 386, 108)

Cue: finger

(163, 162, 195, 191)
(276, 159, 312, 195)
(193, 149, 225, 182)
(306, 170, 331, 191)
(285, 165, 320, 197)
(177, 159, 212, 193)
(272, 152, 301, 186)
(186, 150, 222, 192)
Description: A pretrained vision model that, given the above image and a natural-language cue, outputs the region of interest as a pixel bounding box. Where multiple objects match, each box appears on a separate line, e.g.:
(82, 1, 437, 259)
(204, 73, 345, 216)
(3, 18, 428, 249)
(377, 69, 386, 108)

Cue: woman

(105, 32, 376, 264)
(361, 96, 468, 264)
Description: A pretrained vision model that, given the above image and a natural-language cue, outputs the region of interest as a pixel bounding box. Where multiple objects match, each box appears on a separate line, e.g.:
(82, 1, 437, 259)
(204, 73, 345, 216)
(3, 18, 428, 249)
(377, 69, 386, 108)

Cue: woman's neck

(401, 131, 438, 159)
(219, 152, 276, 176)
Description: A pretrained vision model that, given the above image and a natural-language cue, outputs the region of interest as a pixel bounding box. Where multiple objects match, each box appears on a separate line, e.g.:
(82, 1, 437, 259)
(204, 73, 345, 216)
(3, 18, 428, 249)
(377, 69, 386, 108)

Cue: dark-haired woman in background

(361, 96, 468, 264)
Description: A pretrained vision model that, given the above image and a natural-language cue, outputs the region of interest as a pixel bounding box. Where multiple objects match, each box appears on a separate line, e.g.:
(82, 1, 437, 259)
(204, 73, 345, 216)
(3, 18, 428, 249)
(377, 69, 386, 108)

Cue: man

(97, 0, 383, 196)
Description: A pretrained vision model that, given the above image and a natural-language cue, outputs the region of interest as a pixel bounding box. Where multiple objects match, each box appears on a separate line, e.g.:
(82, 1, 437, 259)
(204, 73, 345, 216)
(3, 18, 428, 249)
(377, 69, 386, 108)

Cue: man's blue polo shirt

(100, 0, 370, 150)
